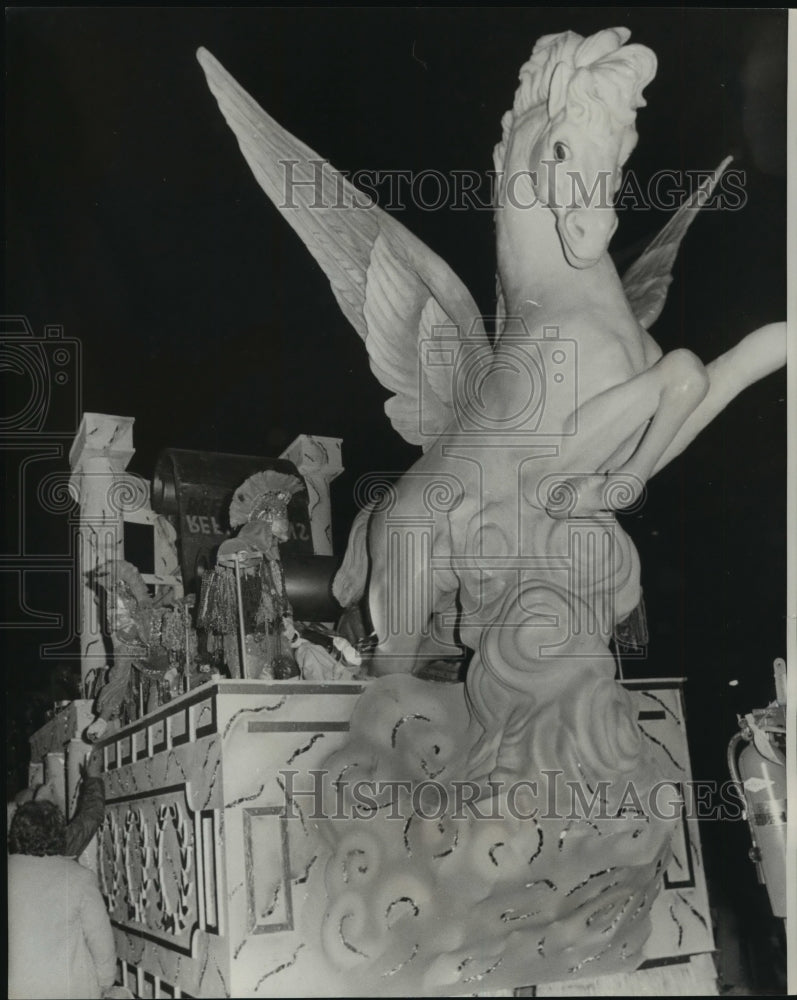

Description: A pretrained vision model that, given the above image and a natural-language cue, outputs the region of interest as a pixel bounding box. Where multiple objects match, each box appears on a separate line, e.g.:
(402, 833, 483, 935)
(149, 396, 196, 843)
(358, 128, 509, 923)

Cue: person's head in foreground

(8, 800, 66, 856)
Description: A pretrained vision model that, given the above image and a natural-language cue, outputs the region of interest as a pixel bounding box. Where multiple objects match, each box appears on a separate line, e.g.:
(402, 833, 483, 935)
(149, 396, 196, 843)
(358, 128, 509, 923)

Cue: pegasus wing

(622, 157, 732, 329)
(198, 48, 487, 449)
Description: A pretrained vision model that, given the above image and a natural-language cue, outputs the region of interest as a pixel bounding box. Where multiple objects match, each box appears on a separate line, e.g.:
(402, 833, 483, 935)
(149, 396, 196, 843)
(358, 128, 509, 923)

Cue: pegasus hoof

(369, 649, 417, 677)
(545, 473, 643, 518)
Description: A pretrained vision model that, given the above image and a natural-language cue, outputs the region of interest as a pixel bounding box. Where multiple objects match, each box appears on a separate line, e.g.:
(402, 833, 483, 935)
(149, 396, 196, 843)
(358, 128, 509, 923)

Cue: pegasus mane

(493, 27, 657, 175)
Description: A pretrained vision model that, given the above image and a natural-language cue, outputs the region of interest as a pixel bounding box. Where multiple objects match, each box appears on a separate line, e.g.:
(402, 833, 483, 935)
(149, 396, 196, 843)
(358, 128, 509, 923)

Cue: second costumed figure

(198, 471, 302, 679)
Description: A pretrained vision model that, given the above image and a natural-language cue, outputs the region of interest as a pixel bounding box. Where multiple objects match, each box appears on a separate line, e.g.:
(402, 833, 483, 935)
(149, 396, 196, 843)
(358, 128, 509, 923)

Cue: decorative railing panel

(627, 682, 714, 963)
(95, 680, 362, 997)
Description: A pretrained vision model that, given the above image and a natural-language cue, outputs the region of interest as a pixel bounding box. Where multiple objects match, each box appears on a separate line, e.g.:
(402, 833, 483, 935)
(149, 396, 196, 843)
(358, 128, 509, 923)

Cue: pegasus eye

(553, 141, 568, 162)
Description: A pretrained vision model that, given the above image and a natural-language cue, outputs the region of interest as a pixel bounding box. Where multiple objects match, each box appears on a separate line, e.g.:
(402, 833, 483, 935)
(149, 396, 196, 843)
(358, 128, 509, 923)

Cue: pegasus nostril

(565, 212, 587, 241)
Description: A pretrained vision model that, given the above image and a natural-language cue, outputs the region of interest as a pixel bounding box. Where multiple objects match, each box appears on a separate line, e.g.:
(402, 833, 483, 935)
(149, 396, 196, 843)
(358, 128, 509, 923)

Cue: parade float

(27, 24, 786, 998)
(27, 411, 717, 997)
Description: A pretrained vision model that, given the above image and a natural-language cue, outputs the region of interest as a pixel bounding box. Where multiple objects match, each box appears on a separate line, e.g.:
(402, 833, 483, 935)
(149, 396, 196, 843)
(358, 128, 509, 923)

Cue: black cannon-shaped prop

(151, 448, 341, 622)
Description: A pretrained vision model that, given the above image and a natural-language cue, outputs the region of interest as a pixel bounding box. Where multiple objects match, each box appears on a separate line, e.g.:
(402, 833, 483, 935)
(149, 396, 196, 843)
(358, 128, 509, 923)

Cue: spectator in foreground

(64, 766, 106, 858)
(8, 800, 116, 999)
(32, 757, 106, 859)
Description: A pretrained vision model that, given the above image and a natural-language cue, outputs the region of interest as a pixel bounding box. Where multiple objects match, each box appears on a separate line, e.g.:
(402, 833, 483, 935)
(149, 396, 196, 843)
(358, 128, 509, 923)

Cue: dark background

(4, 7, 788, 991)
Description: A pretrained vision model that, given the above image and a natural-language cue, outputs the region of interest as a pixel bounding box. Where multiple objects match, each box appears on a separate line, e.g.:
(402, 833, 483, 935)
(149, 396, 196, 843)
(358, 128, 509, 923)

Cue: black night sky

(4, 7, 789, 985)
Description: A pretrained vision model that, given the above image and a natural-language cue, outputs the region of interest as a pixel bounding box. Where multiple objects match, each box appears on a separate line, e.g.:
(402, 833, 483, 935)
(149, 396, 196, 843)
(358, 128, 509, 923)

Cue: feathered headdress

(228, 471, 303, 528)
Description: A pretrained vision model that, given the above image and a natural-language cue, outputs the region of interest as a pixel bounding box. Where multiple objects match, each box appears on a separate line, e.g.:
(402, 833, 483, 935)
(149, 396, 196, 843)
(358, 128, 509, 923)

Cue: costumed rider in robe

(197, 470, 361, 681)
(86, 560, 193, 742)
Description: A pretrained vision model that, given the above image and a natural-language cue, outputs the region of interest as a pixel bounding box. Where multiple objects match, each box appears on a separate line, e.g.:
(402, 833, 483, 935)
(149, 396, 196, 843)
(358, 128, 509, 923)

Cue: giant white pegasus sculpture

(198, 27, 785, 993)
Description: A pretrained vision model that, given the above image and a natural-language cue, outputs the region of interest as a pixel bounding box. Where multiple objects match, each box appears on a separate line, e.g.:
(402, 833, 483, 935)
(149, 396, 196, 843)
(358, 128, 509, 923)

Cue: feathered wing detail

(198, 48, 489, 449)
(622, 156, 732, 329)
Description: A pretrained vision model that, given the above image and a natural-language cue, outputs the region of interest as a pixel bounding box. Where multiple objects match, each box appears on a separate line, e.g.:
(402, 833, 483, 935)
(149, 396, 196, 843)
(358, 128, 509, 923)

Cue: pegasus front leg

(650, 322, 786, 476)
(612, 348, 710, 486)
(551, 348, 710, 516)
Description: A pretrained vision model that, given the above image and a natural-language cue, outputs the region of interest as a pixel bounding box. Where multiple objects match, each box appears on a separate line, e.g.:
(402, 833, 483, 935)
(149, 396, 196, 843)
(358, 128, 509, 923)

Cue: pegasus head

(496, 28, 657, 268)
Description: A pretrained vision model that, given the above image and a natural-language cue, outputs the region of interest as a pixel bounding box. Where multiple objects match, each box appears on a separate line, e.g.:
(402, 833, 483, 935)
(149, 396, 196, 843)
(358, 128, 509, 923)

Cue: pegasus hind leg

(367, 513, 457, 676)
